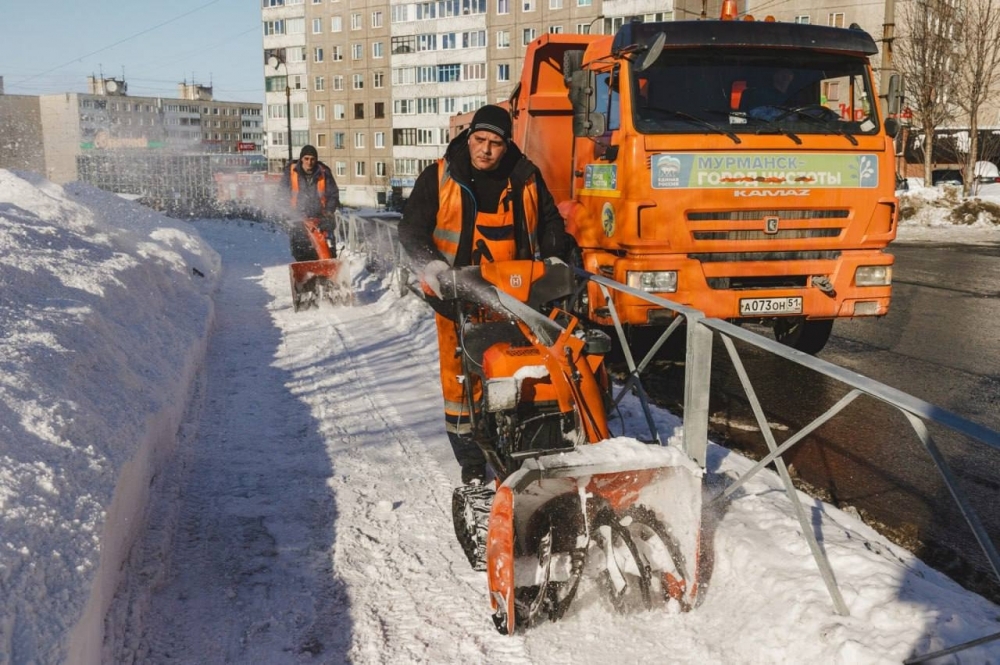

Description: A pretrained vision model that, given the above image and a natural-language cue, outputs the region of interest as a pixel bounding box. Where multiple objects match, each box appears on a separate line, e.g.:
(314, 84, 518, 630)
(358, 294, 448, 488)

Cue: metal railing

(335, 210, 1000, 662)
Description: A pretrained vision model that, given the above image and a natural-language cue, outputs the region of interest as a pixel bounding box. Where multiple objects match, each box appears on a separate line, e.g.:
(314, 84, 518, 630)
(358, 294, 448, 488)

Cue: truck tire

(773, 318, 833, 355)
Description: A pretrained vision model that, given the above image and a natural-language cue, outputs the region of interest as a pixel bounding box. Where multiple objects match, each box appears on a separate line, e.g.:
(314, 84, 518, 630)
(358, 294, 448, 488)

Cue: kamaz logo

(765, 216, 780, 234)
(510, 274, 523, 288)
(734, 189, 810, 197)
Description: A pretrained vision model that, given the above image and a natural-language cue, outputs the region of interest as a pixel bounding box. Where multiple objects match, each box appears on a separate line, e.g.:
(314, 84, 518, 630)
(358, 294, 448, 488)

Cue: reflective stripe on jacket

(289, 166, 328, 211)
(431, 158, 539, 266)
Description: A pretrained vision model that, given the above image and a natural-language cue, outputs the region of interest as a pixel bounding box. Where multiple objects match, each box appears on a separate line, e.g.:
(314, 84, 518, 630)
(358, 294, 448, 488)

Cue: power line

(14, 0, 226, 87)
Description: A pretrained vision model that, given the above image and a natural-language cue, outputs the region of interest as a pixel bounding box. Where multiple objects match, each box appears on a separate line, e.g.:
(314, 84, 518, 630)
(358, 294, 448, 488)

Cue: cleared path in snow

(111, 219, 1000, 665)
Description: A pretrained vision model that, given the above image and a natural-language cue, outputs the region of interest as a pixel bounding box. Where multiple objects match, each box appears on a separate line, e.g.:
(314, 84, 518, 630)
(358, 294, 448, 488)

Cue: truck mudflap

(486, 438, 703, 634)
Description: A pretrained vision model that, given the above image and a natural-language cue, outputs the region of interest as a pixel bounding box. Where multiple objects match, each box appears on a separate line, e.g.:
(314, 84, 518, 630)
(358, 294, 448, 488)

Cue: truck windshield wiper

(645, 106, 742, 144)
(770, 106, 859, 145)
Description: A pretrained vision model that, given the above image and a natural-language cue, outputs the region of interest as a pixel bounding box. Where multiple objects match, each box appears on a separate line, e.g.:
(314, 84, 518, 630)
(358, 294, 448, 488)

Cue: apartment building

(265, 0, 914, 207)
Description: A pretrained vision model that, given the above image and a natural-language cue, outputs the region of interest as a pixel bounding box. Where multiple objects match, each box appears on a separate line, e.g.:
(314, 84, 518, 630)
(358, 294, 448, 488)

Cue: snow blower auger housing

(442, 259, 703, 634)
(289, 216, 351, 311)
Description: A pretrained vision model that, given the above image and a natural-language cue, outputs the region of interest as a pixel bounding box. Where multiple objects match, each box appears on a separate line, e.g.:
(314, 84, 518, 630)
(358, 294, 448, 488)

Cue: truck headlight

(626, 271, 678, 293)
(855, 265, 892, 286)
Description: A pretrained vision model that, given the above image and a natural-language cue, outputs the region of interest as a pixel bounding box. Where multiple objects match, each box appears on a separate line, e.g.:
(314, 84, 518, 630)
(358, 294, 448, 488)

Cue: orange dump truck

(456, 14, 903, 353)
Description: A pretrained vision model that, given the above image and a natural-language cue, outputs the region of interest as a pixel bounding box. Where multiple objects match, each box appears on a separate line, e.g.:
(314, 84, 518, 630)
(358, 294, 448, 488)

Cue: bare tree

(953, 0, 1000, 194)
(895, 0, 961, 184)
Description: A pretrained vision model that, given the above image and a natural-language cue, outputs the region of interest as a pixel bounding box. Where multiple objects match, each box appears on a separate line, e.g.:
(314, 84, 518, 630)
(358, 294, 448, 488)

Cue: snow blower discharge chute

(443, 259, 703, 634)
(289, 216, 351, 311)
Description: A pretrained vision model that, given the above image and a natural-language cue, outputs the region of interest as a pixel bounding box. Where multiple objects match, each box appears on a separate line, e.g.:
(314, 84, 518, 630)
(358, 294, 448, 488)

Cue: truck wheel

(773, 318, 833, 355)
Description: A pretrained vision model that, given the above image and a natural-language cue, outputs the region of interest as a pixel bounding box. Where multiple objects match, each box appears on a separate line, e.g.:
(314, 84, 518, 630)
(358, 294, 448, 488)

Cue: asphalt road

(637, 240, 1000, 602)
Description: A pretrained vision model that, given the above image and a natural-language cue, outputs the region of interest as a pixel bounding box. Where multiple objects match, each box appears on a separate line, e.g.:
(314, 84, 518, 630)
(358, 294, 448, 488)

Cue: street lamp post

(267, 53, 294, 164)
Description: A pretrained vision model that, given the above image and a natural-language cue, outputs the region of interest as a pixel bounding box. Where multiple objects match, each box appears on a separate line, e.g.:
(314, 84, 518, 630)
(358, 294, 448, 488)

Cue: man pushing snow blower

(400, 107, 703, 633)
(398, 105, 573, 484)
(282, 145, 348, 310)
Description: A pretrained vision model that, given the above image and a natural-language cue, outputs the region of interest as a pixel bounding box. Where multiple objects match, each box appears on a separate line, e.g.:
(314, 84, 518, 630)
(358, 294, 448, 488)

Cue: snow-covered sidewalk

(2, 172, 999, 664)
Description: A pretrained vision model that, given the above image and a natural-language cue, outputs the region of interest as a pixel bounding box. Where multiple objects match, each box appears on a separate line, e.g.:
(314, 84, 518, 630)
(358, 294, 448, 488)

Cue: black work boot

(448, 432, 487, 486)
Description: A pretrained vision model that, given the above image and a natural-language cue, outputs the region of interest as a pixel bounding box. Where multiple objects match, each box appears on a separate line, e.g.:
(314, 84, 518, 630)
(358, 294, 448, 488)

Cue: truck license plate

(739, 297, 802, 316)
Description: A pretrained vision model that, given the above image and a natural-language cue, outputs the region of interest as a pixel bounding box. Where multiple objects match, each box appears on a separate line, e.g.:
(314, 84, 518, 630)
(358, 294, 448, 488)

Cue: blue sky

(1, 0, 263, 103)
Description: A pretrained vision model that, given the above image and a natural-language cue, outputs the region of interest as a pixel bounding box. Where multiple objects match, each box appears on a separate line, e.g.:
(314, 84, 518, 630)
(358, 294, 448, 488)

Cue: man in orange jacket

(398, 105, 572, 485)
(281, 144, 340, 260)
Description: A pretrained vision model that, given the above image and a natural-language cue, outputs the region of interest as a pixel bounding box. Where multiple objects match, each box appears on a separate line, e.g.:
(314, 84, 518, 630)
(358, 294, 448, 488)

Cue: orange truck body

(454, 20, 899, 349)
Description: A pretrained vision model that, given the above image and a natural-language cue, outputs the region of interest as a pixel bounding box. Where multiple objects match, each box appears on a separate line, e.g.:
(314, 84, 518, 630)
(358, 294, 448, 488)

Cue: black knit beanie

(469, 105, 512, 142)
(299, 144, 318, 159)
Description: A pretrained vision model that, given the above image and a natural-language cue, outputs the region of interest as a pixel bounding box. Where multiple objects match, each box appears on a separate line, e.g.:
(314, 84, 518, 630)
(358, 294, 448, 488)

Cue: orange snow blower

(443, 259, 703, 634)
(289, 216, 350, 311)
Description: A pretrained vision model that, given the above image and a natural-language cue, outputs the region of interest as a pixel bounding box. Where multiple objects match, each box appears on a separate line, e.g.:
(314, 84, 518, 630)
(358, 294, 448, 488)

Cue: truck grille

(690, 250, 841, 262)
(688, 209, 850, 221)
(693, 228, 841, 241)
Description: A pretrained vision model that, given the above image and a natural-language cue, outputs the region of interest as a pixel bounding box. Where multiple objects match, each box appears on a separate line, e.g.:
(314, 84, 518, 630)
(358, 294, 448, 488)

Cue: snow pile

(0, 171, 219, 663)
(1, 170, 999, 664)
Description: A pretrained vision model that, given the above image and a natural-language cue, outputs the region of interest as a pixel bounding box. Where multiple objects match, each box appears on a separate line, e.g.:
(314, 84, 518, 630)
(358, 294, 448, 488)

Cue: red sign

(237, 141, 257, 152)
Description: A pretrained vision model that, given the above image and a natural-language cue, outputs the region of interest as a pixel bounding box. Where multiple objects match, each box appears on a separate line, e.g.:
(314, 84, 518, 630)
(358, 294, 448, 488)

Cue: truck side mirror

(885, 74, 904, 117)
(570, 69, 606, 137)
(884, 117, 900, 138)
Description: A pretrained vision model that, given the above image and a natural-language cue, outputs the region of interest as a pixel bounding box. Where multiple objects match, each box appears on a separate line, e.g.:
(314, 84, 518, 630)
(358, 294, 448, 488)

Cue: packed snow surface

(1, 169, 999, 663)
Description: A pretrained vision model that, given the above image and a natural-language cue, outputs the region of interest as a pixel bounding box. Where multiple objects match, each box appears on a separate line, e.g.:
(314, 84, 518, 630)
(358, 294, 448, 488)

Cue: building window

(463, 63, 486, 80)
(523, 0, 534, 11)
(352, 73, 364, 89)
(497, 0, 509, 12)
(316, 132, 327, 147)
(314, 75, 325, 91)
(522, 28, 536, 45)
(549, 25, 563, 34)
(372, 10, 383, 27)
(332, 46, 343, 61)
(314, 47, 324, 62)
(392, 5, 408, 22)
(373, 72, 385, 89)
(287, 18, 305, 34)
(292, 102, 306, 119)
(497, 31, 510, 48)
(312, 17, 322, 33)
(497, 63, 510, 82)
(352, 43, 364, 60)
(373, 42, 384, 58)
(315, 104, 326, 120)
(392, 35, 416, 54)
(376, 161, 386, 177)
(354, 102, 365, 119)
(331, 15, 342, 31)
(795, 15, 810, 24)
(334, 132, 345, 149)
(827, 12, 844, 27)
(355, 132, 365, 149)
(550, 0, 562, 7)
(263, 20, 285, 35)
(334, 103, 345, 119)
(356, 161, 366, 177)
(333, 75, 344, 91)
(374, 131, 385, 148)
(577, 0, 591, 6)
(351, 12, 362, 29)
(336, 162, 347, 177)
(437, 64, 459, 82)
(463, 30, 486, 48)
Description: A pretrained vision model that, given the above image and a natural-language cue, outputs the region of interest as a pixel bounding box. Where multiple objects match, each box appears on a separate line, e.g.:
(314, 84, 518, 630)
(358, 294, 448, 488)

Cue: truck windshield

(631, 49, 879, 138)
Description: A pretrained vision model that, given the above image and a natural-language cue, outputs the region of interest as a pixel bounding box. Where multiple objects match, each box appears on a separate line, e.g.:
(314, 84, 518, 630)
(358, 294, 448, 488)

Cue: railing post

(683, 314, 712, 468)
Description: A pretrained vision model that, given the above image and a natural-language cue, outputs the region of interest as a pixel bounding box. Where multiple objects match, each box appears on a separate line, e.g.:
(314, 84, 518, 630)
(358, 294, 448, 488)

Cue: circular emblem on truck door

(602, 202, 616, 237)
